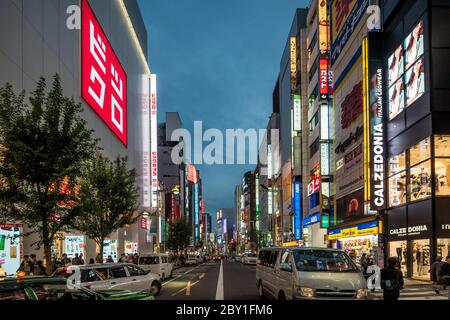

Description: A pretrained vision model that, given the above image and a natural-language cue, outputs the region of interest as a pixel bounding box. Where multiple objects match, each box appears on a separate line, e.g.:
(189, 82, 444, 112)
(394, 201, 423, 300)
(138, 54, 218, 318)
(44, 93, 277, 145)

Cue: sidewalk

(369, 278, 449, 300)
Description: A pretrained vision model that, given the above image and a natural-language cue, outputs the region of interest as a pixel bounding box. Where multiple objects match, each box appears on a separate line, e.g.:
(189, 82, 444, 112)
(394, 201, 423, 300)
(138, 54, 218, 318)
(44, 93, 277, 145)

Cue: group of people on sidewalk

(380, 255, 450, 301)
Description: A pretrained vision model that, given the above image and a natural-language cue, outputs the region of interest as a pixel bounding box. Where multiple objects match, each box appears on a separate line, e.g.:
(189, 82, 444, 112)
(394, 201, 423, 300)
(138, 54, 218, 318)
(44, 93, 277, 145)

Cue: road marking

(183, 268, 195, 274)
(171, 279, 202, 297)
(215, 260, 224, 300)
(199, 273, 205, 280)
(162, 275, 181, 286)
(186, 281, 191, 296)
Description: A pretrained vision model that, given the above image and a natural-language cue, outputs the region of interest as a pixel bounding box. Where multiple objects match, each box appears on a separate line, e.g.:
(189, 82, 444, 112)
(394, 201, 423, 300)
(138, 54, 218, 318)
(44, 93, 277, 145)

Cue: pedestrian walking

(79, 253, 85, 265)
(72, 253, 80, 265)
(118, 253, 126, 263)
(95, 253, 102, 264)
(61, 253, 71, 267)
(380, 257, 404, 301)
(17, 255, 31, 275)
(438, 256, 450, 300)
(33, 261, 46, 275)
(89, 258, 95, 264)
(430, 256, 444, 295)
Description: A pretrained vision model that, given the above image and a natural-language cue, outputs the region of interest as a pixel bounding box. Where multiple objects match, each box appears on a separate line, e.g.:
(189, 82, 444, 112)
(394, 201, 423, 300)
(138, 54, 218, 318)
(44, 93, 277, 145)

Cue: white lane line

(162, 275, 181, 286)
(215, 260, 224, 300)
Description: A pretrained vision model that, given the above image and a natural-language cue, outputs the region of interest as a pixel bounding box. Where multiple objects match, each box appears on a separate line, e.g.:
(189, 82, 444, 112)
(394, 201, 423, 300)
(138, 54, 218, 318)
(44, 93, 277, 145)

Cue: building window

(388, 152, 407, 208)
(310, 138, 320, 158)
(309, 111, 319, 132)
(388, 173, 407, 207)
(434, 135, 450, 157)
(409, 160, 431, 202)
(435, 158, 450, 196)
(409, 138, 431, 167)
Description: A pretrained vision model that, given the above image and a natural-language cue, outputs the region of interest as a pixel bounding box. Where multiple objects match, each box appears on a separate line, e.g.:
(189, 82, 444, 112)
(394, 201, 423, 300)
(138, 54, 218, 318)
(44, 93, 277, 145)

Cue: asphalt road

(157, 260, 259, 300)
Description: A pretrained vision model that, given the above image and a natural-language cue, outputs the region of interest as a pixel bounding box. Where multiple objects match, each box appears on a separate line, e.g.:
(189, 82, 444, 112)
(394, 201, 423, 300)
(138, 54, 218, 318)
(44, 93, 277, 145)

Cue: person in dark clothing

(33, 261, 46, 276)
(430, 256, 445, 294)
(380, 257, 404, 301)
(89, 258, 95, 265)
(438, 256, 450, 300)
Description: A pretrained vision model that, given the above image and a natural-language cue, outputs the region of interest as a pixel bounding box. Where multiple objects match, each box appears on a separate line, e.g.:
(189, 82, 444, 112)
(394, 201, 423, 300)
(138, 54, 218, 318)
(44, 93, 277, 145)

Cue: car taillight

(84, 285, 92, 289)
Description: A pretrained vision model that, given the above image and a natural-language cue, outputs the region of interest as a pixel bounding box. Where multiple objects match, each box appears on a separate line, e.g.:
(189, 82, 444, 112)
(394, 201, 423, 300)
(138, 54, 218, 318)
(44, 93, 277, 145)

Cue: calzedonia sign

(370, 68, 385, 210)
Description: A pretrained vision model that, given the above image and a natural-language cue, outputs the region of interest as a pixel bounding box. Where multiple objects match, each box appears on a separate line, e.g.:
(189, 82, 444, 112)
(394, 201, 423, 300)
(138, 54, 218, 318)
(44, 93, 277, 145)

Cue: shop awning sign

(303, 213, 321, 228)
(327, 221, 380, 240)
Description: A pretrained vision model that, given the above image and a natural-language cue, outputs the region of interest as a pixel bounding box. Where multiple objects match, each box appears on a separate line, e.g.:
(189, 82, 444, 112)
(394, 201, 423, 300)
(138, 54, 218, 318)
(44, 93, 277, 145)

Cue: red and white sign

(81, 0, 127, 146)
(142, 76, 151, 208)
(187, 164, 197, 184)
(141, 217, 148, 230)
(320, 58, 329, 98)
(150, 75, 158, 208)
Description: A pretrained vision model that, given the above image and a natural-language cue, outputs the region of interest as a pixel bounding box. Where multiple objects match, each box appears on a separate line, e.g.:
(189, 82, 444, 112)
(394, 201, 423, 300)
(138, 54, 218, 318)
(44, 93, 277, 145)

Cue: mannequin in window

(417, 245, 424, 276)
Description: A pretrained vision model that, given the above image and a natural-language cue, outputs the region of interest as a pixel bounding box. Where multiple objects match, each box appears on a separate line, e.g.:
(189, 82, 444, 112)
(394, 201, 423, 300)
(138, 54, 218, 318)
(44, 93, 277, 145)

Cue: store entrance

(388, 239, 431, 280)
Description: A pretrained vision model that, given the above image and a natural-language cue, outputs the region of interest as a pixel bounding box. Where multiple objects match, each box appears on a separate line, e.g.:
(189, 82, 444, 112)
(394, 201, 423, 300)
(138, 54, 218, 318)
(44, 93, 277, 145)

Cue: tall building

(328, 0, 383, 267)
(378, 0, 450, 279)
(216, 208, 236, 255)
(0, 0, 157, 271)
(301, 0, 332, 247)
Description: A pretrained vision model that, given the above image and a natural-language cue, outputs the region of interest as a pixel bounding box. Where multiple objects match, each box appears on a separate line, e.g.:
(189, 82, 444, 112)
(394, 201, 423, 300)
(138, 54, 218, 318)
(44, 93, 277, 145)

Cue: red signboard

(341, 81, 363, 129)
(187, 164, 197, 184)
(81, 0, 127, 146)
(141, 217, 148, 229)
(320, 58, 329, 97)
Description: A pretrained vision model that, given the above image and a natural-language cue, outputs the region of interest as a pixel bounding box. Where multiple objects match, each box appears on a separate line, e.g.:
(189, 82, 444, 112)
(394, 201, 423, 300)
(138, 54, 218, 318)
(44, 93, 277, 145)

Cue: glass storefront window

(389, 241, 407, 277)
(388, 173, 407, 207)
(437, 239, 450, 260)
(409, 160, 431, 202)
(435, 135, 450, 157)
(411, 239, 431, 280)
(409, 138, 431, 166)
(435, 158, 450, 196)
(388, 152, 406, 177)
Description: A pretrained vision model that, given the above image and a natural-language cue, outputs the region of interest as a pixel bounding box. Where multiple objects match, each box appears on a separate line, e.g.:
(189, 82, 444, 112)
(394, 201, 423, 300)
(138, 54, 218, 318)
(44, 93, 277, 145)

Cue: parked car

(185, 255, 199, 266)
(241, 253, 258, 265)
(138, 254, 173, 281)
(235, 254, 242, 262)
(53, 263, 162, 296)
(256, 247, 368, 300)
(0, 276, 154, 300)
(213, 255, 221, 262)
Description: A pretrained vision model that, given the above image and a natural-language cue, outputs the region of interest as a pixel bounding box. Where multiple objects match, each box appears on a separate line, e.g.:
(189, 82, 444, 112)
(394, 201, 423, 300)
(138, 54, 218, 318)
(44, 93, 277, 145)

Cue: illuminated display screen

(387, 20, 425, 120)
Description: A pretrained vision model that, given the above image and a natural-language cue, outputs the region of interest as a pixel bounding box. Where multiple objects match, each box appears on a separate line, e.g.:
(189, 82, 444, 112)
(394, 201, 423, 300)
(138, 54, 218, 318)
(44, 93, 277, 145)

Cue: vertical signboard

(363, 34, 385, 210)
(142, 75, 151, 208)
(290, 37, 297, 94)
(255, 173, 260, 231)
(150, 75, 158, 209)
(320, 58, 330, 99)
(294, 180, 302, 239)
(293, 95, 302, 131)
(194, 184, 199, 243)
(81, 0, 127, 146)
(318, 0, 330, 53)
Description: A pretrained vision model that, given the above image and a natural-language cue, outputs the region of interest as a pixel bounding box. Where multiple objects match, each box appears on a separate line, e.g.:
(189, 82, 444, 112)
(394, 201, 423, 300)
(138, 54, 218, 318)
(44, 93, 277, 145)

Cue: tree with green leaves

(167, 219, 192, 252)
(0, 75, 98, 273)
(70, 154, 140, 261)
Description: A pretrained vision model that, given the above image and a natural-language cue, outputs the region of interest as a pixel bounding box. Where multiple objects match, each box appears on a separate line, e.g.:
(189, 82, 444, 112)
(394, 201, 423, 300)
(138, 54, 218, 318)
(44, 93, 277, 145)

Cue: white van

(138, 254, 173, 281)
(256, 247, 368, 300)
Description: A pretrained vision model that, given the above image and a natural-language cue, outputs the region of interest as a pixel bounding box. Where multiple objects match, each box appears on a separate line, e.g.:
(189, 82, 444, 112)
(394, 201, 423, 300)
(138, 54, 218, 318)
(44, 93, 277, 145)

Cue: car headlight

(298, 287, 315, 298)
(356, 289, 367, 299)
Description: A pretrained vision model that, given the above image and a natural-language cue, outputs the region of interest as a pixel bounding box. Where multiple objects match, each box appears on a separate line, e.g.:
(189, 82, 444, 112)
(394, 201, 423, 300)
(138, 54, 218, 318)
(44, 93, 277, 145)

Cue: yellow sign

(327, 222, 379, 240)
(331, 0, 357, 43)
(282, 241, 299, 247)
(318, 0, 330, 52)
(290, 37, 297, 93)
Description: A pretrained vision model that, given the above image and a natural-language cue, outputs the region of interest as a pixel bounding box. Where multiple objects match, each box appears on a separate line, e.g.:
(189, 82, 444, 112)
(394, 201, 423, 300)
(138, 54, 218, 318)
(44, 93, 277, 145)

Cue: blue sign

(303, 213, 321, 227)
(194, 184, 199, 242)
(331, 0, 369, 66)
(294, 181, 302, 240)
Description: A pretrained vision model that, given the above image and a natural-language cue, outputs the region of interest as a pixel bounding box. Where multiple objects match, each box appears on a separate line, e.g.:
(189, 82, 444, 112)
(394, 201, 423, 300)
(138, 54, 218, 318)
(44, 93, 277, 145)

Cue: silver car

(256, 247, 368, 300)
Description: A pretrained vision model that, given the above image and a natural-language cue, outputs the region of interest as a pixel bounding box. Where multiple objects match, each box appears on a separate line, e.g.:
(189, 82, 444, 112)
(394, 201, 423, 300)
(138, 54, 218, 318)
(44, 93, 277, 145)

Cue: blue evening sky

(138, 0, 308, 231)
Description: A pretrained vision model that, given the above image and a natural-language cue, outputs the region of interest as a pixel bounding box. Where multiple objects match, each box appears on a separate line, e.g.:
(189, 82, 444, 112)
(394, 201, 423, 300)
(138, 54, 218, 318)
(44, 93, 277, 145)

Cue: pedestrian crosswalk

(369, 287, 449, 300)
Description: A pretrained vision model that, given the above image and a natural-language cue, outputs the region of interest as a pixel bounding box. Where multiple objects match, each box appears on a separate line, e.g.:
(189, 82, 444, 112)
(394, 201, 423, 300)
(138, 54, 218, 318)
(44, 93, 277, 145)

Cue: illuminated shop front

(328, 220, 383, 266)
(302, 213, 327, 248)
(385, 136, 450, 280)
(0, 224, 22, 276)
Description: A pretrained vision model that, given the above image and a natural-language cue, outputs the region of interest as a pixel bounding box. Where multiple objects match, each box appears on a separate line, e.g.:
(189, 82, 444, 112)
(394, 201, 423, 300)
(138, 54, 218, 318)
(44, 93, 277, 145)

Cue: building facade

(0, 0, 157, 272)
